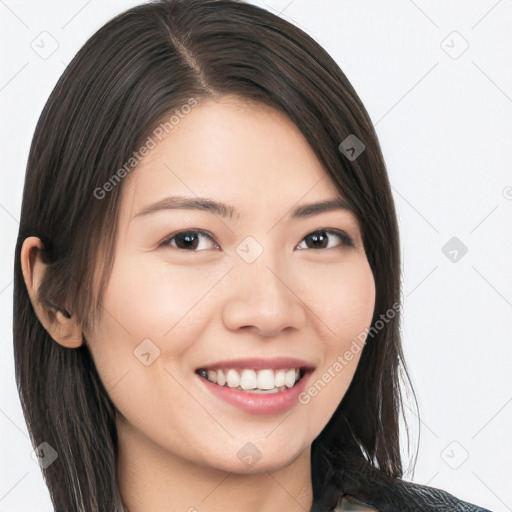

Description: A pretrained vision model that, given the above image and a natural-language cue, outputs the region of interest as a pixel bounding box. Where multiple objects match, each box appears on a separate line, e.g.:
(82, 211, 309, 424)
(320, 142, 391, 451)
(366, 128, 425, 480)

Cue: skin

(21, 95, 376, 512)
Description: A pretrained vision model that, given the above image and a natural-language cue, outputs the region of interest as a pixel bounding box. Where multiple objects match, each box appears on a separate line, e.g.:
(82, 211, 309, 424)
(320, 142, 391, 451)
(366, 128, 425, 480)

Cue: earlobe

(20, 236, 84, 348)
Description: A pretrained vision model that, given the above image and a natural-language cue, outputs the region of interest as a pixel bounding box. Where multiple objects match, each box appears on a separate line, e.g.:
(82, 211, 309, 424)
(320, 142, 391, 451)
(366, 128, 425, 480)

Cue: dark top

(310, 448, 493, 512)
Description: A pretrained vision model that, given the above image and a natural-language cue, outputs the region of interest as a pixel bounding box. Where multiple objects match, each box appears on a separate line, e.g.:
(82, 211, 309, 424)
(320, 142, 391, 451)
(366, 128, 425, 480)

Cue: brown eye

(296, 229, 354, 250)
(161, 230, 219, 251)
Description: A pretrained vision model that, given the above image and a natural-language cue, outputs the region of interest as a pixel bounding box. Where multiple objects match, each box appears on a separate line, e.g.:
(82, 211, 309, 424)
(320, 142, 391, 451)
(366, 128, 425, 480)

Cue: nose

(221, 255, 307, 337)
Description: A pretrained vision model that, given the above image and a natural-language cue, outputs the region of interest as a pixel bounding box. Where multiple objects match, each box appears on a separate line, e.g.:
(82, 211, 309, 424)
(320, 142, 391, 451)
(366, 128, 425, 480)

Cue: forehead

(120, 96, 342, 222)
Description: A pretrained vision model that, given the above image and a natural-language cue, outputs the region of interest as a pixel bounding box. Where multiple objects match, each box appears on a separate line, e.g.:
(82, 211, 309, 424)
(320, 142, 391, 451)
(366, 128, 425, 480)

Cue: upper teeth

(201, 368, 301, 391)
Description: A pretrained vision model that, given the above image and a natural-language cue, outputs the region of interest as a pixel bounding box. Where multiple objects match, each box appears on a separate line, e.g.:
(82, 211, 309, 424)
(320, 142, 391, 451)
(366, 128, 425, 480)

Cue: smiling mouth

(195, 367, 307, 394)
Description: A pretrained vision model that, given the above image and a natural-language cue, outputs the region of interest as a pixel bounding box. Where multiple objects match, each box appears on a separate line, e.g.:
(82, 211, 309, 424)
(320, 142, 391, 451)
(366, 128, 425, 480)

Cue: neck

(116, 418, 313, 512)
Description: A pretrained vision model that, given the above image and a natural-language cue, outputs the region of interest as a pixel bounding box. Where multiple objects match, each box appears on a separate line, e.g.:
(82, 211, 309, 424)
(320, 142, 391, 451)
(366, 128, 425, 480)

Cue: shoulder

(327, 480, 493, 512)
(314, 455, 493, 512)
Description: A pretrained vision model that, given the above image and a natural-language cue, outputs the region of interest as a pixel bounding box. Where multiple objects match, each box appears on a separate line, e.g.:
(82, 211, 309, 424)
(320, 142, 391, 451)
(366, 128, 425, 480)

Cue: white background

(1, 1, 511, 511)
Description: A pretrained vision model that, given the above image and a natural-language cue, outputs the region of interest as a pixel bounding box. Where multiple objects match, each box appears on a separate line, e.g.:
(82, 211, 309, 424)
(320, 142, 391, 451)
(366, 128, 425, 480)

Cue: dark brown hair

(13, 1, 418, 510)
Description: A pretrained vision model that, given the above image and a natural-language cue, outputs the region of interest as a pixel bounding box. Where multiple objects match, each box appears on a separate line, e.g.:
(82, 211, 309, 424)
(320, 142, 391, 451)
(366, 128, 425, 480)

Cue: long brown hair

(13, 1, 417, 510)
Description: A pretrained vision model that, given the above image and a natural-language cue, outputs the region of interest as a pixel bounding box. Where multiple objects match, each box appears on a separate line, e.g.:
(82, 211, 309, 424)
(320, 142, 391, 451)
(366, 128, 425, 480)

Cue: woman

(13, 0, 492, 510)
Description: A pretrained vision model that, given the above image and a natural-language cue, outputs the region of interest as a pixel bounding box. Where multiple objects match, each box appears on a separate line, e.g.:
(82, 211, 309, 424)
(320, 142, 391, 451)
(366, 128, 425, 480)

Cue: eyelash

(160, 229, 355, 252)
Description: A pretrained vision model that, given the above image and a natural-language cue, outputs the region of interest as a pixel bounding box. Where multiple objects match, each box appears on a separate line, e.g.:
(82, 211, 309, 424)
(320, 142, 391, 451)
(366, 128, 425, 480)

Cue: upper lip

(196, 356, 316, 371)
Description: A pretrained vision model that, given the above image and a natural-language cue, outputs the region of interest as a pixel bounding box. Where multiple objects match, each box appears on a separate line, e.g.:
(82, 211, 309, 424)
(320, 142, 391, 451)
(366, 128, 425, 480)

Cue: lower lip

(197, 372, 312, 415)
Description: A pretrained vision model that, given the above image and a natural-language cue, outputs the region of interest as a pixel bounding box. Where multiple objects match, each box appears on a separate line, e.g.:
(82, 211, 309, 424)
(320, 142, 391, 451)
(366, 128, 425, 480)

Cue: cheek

(327, 259, 375, 372)
(93, 253, 223, 345)
(308, 257, 376, 342)
(84, 252, 230, 392)
(297, 259, 375, 424)
(83, 255, 206, 428)
(339, 263, 375, 332)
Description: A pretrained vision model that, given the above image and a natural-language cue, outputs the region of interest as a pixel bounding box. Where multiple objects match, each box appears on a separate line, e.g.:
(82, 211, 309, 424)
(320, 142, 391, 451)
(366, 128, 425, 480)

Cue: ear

(20, 236, 84, 348)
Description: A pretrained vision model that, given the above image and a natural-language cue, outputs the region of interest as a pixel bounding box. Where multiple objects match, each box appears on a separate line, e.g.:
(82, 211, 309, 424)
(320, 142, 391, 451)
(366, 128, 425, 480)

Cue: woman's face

(85, 95, 375, 473)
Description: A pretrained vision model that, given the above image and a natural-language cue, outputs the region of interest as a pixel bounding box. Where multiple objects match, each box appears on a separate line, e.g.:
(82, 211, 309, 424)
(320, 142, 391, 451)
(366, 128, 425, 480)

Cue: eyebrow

(132, 195, 352, 221)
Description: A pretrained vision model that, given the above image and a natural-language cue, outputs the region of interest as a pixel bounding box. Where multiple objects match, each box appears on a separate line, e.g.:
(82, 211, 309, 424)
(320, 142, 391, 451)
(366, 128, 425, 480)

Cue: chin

(198, 437, 310, 475)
